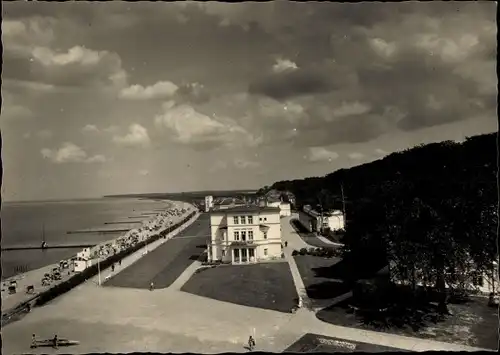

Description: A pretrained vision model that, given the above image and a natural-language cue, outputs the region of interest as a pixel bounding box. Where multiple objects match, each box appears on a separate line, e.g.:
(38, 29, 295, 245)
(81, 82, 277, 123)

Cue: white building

(299, 205, 344, 232)
(204, 195, 214, 212)
(279, 202, 291, 217)
(207, 205, 282, 264)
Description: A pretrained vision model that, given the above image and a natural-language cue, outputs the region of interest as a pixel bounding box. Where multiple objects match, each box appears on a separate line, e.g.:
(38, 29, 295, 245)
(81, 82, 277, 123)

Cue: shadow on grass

(305, 281, 352, 300)
(195, 245, 206, 249)
(318, 285, 458, 333)
(312, 256, 388, 284)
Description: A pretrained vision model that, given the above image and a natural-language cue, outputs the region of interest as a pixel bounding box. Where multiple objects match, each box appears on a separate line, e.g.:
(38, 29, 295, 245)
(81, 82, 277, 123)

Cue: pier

(104, 221, 141, 225)
(67, 229, 130, 234)
(2, 244, 96, 251)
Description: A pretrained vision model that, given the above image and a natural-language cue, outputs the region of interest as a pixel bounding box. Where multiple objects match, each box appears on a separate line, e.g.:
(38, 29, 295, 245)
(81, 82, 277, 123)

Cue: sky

(1, 1, 497, 202)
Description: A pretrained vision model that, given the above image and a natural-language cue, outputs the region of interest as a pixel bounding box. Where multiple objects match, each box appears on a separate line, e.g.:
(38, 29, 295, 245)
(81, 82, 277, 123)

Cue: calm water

(1, 198, 171, 279)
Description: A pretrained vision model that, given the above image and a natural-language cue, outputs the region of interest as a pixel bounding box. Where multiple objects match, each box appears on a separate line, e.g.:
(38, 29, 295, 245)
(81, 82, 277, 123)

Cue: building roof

(211, 205, 280, 214)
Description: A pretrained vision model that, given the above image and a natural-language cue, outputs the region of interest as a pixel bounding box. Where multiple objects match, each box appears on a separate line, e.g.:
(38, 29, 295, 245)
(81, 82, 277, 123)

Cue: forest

(269, 132, 498, 312)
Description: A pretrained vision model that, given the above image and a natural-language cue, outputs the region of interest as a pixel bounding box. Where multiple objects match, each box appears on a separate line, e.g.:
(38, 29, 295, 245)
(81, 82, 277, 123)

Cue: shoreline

(1, 201, 196, 316)
(1, 198, 173, 279)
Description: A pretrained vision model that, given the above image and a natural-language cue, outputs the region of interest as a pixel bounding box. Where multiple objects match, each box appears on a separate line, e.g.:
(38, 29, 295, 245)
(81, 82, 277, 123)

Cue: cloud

(82, 124, 100, 133)
(154, 104, 261, 149)
(348, 152, 364, 160)
(272, 58, 298, 73)
(249, 62, 356, 100)
(175, 82, 210, 103)
(36, 129, 53, 140)
(209, 158, 260, 172)
(3, 15, 128, 89)
(306, 147, 339, 162)
(41, 142, 106, 164)
(113, 124, 151, 148)
(331, 101, 372, 119)
(1, 91, 33, 121)
(138, 169, 150, 176)
(375, 148, 388, 156)
(119, 81, 179, 100)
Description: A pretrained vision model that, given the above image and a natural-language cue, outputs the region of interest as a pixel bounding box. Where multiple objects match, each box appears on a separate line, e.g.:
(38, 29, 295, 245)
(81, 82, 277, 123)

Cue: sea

(1, 198, 172, 280)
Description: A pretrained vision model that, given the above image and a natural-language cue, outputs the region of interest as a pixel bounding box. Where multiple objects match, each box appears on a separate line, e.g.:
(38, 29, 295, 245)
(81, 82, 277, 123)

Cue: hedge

(34, 211, 196, 306)
(291, 246, 343, 258)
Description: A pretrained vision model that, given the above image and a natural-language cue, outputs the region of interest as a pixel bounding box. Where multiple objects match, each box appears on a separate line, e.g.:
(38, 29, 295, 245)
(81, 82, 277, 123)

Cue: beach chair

(26, 285, 35, 294)
(8, 285, 16, 294)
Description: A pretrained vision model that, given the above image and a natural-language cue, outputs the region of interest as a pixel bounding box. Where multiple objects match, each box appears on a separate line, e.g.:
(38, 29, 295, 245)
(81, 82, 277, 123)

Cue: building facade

(207, 206, 282, 264)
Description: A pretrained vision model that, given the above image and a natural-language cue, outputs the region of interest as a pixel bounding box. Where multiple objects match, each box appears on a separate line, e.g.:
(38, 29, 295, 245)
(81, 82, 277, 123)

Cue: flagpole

(97, 255, 101, 286)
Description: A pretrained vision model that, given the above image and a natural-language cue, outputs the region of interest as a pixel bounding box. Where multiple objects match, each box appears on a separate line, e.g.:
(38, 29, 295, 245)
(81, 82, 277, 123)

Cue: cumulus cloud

(331, 101, 372, 119)
(272, 58, 298, 73)
(119, 81, 179, 100)
(175, 82, 211, 104)
(154, 104, 261, 149)
(41, 142, 106, 164)
(375, 148, 388, 156)
(306, 147, 339, 162)
(138, 169, 150, 176)
(113, 124, 151, 148)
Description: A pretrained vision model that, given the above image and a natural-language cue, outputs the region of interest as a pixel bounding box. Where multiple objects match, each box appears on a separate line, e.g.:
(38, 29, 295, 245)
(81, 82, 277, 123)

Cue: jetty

(66, 229, 130, 235)
(104, 221, 141, 225)
(2, 244, 96, 251)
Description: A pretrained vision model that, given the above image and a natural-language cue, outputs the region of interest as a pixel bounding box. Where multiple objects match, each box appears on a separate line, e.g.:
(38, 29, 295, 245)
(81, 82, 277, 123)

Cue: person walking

(111, 263, 115, 272)
(248, 335, 256, 351)
(31, 334, 37, 348)
(284, 241, 288, 248)
(52, 334, 59, 349)
(149, 282, 155, 291)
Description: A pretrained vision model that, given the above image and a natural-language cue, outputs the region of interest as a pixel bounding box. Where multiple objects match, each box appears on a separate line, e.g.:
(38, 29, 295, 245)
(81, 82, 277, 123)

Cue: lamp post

(97, 255, 101, 286)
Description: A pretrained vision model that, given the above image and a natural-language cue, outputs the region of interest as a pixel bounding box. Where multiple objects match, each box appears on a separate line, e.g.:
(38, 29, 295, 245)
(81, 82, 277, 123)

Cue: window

(222, 250, 226, 257)
(233, 216, 239, 224)
(259, 217, 262, 221)
(264, 248, 268, 256)
(241, 231, 247, 241)
(263, 232, 268, 239)
(240, 216, 246, 224)
(249, 248, 255, 258)
(473, 275, 484, 287)
(248, 216, 253, 224)
(248, 230, 254, 240)
(234, 231, 240, 240)
(264, 217, 267, 221)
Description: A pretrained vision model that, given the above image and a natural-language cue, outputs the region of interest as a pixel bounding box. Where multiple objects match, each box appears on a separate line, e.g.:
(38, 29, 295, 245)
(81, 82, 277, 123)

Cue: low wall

(1, 209, 197, 325)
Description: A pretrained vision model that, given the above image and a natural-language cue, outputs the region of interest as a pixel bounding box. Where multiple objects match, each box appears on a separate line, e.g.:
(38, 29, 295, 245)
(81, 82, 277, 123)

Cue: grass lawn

(104, 215, 208, 289)
(293, 255, 351, 309)
(181, 262, 298, 313)
(316, 294, 499, 350)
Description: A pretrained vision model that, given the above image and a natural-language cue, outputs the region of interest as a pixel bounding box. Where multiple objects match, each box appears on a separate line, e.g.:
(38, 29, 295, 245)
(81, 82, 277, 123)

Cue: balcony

(230, 240, 256, 247)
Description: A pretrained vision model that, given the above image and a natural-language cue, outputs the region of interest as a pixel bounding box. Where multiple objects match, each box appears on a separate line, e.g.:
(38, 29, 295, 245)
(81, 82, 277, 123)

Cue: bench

(26, 285, 35, 294)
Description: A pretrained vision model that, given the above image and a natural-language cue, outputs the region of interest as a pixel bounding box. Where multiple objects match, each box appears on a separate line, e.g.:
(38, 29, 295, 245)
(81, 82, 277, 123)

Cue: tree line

(269, 132, 498, 312)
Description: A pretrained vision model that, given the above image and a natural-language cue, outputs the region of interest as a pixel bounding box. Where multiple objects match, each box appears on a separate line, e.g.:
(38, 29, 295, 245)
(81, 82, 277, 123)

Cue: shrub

(299, 248, 307, 255)
(291, 249, 299, 256)
(281, 252, 285, 259)
(34, 211, 196, 307)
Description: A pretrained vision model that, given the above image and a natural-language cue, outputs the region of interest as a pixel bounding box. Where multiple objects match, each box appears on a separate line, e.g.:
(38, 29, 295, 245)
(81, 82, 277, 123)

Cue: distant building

(204, 195, 214, 212)
(207, 205, 282, 264)
(279, 202, 291, 217)
(298, 205, 344, 233)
